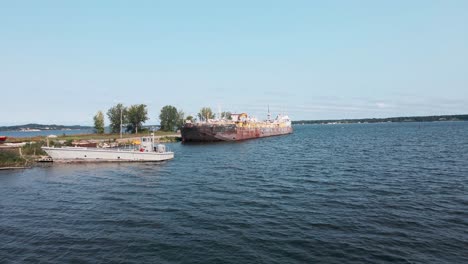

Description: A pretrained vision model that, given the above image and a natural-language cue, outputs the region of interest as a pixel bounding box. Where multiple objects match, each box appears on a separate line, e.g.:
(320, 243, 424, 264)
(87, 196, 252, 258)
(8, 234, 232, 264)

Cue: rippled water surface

(1, 122, 468, 263)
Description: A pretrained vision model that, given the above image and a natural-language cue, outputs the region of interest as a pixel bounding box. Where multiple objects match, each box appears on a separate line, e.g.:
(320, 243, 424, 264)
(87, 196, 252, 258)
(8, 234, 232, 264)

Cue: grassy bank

(154, 136, 181, 143)
(21, 142, 47, 156)
(0, 150, 27, 168)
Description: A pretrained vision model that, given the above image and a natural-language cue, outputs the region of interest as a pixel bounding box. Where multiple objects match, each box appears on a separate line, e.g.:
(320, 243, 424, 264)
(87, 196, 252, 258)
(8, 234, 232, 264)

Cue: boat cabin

(140, 136, 166, 153)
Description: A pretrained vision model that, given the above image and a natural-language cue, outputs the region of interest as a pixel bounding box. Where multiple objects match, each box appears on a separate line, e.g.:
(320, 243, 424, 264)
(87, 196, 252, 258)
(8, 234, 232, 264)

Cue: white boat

(42, 135, 174, 162)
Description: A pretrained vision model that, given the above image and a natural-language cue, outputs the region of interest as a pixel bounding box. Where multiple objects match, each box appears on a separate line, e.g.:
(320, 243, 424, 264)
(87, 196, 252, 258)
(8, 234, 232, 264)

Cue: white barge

(42, 136, 174, 162)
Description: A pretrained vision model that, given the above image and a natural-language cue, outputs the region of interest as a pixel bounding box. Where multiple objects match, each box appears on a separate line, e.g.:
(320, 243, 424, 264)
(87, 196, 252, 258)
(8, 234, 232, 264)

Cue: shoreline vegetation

(292, 114, 468, 125)
(0, 151, 29, 169)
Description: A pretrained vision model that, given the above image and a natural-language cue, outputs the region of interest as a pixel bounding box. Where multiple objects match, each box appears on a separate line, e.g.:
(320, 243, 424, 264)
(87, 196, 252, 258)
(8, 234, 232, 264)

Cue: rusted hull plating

(181, 124, 293, 142)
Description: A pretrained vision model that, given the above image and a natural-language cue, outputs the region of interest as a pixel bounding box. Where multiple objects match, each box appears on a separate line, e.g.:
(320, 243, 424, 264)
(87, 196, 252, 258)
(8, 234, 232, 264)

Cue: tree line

(292, 114, 468, 125)
(93, 105, 232, 134)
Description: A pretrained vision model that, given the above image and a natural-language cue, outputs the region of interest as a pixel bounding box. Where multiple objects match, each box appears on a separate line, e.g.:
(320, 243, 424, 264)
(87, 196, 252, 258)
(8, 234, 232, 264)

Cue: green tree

(176, 109, 185, 130)
(107, 103, 127, 134)
(221, 111, 232, 120)
(159, 105, 178, 131)
(186, 115, 194, 121)
(198, 107, 215, 121)
(127, 104, 149, 134)
(93, 111, 105, 134)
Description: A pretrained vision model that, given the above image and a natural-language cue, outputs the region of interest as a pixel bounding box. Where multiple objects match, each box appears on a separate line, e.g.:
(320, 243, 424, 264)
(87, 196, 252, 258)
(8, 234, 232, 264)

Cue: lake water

(1, 122, 467, 263)
(0, 129, 94, 138)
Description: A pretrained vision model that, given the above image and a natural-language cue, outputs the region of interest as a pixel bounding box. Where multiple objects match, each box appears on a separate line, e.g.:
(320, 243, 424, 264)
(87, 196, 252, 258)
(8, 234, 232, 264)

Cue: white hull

(42, 147, 174, 162)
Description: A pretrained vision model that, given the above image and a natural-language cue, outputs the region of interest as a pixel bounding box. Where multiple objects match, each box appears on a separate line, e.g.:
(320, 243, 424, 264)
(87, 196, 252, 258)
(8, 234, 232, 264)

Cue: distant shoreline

(0, 124, 92, 132)
(0, 124, 160, 132)
(2, 114, 468, 130)
(292, 114, 468, 125)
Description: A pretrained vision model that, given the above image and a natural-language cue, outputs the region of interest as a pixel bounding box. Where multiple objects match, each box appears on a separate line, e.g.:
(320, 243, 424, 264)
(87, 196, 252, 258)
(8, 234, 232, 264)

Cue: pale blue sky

(1, 0, 467, 125)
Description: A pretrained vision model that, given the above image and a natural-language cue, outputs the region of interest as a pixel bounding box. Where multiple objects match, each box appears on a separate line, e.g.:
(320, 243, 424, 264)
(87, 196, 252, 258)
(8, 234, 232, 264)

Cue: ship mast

(267, 105, 271, 122)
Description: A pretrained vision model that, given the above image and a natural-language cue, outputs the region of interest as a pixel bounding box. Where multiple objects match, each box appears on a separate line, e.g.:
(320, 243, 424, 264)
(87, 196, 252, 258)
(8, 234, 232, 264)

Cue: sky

(1, 0, 467, 125)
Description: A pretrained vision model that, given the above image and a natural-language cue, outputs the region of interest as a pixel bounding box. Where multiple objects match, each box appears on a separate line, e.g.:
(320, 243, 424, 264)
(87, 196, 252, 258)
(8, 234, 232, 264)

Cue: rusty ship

(181, 113, 293, 142)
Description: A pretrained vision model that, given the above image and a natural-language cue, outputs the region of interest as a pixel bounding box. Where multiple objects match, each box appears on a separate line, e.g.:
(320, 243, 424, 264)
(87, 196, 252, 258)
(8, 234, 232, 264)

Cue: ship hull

(42, 147, 174, 162)
(181, 124, 293, 142)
